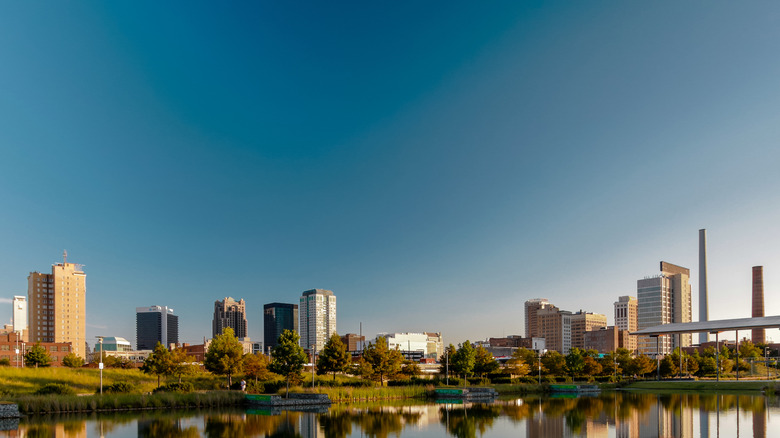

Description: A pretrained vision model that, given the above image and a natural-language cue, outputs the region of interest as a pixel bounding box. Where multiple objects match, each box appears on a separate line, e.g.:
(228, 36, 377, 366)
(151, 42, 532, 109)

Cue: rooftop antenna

(63, 249, 68, 264)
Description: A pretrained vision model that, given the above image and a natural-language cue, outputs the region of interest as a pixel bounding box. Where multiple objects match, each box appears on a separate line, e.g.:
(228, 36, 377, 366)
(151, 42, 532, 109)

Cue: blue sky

(1, 2, 780, 348)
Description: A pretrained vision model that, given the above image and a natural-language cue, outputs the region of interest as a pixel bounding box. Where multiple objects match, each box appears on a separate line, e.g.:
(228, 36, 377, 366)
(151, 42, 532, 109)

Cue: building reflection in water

(1, 392, 776, 437)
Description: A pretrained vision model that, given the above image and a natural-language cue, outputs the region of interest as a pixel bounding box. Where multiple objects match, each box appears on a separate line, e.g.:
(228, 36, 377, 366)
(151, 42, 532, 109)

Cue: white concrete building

(299, 289, 336, 352)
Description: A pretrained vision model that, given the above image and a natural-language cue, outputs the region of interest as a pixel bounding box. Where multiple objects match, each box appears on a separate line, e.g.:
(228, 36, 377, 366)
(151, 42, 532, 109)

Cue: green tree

(362, 337, 404, 385)
(599, 352, 621, 377)
(451, 341, 476, 381)
(565, 348, 585, 377)
(739, 340, 760, 359)
(659, 355, 679, 377)
(205, 327, 245, 388)
(439, 344, 457, 377)
(269, 329, 307, 396)
(697, 356, 717, 376)
(62, 352, 84, 368)
(141, 342, 173, 388)
(629, 355, 656, 378)
(170, 348, 198, 383)
(24, 342, 52, 368)
(505, 349, 531, 377)
(473, 345, 499, 377)
(317, 333, 351, 380)
(243, 353, 271, 384)
(400, 360, 422, 377)
(541, 351, 566, 376)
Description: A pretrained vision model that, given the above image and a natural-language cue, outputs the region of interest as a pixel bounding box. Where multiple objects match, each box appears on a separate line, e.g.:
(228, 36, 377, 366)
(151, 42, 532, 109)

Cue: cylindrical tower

(752, 266, 765, 343)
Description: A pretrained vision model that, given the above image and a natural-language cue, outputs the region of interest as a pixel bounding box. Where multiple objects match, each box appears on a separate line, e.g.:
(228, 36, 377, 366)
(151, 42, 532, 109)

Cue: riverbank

(11, 391, 246, 415)
(622, 380, 777, 392)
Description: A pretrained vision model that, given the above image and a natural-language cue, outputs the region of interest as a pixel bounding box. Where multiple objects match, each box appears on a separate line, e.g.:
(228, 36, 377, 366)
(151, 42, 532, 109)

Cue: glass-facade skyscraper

(136, 305, 179, 350)
(264, 302, 298, 350)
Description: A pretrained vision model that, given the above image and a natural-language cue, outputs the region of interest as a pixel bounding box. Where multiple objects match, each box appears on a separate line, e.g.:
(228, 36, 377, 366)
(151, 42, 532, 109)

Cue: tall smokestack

(699, 229, 709, 344)
(752, 266, 765, 343)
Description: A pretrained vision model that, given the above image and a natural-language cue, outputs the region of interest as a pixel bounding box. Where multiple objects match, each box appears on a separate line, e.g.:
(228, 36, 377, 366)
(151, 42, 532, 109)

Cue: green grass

(308, 385, 429, 402)
(0, 367, 226, 396)
(12, 390, 246, 414)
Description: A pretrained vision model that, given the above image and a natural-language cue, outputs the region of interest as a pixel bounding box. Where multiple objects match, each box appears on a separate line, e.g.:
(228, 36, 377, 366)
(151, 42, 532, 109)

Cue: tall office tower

(637, 262, 692, 356)
(699, 229, 709, 344)
(614, 296, 638, 352)
(570, 310, 607, 350)
(299, 289, 336, 352)
(752, 266, 765, 343)
(264, 302, 298, 349)
(212, 297, 248, 338)
(136, 305, 179, 350)
(524, 298, 550, 338)
(536, 306, 571, 354)
(12, 296, 27, 341)
(28, 253, 86, 357)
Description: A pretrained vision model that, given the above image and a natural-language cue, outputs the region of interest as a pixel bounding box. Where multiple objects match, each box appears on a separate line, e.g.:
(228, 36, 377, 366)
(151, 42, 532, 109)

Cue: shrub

(153, 382, 194, 393)
(36, 383, 76, 395)
(0, 358, 10, 367)
(246, 381, 264, 394)
(104, 382, 134, 394)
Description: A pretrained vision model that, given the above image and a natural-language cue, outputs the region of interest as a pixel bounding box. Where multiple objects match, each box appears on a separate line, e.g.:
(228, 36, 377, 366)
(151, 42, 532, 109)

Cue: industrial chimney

(698, 229, 709, 344)
(752, 266, 765, 343)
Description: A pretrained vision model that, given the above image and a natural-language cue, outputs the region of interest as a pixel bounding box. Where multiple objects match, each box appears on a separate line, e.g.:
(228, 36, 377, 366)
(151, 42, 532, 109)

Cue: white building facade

(299, 289, 336, 352)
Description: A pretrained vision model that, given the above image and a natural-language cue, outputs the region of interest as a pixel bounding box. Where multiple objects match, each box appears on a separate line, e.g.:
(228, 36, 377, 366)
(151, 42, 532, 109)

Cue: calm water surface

(1, 392, 776, 437)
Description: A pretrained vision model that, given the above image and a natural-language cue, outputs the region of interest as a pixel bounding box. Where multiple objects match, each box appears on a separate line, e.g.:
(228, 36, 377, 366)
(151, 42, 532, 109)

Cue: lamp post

(96, 336, 104, 395)
(766, 347, 771, 380)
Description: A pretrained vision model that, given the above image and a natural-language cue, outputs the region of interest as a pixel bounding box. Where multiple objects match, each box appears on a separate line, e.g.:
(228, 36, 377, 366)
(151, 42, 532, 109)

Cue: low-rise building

(0, 332, 72, 366)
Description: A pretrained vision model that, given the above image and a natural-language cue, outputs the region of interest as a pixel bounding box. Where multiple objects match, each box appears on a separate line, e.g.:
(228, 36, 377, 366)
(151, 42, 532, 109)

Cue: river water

(1, 392, 776, 437)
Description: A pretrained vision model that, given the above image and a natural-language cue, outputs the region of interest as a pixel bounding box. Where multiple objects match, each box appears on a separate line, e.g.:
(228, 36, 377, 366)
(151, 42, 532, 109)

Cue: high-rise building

(136, 305, 178, 350)
(264, 302, 298, 350)
(570, 310, 607, 350)
(637, 262, 692, 356)
(299, 289, 336, 352)
(537, 306, 571, 354)
(213, 297, 248, 338)
(614, 296, 638, 352)
(524, 298, 550, 338)
(752, 266, 765, 343)
(28, 253, 86, 357)
(12, 295, 27, 341)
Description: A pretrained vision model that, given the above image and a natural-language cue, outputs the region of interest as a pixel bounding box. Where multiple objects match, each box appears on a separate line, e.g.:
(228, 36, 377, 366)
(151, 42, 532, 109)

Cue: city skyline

(1, 3, 780, 347)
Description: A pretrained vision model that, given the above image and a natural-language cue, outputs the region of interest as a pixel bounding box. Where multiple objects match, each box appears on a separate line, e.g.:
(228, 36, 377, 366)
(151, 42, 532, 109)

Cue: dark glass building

(136, 305, 179, 350)
(264, 303, 298, 350)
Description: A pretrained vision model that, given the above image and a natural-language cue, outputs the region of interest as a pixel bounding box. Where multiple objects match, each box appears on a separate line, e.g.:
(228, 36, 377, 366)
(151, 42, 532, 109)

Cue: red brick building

(0, 332, 73, 366)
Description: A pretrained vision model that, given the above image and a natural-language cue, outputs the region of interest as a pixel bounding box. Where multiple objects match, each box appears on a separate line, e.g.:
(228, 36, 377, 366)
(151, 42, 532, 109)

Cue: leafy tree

(505, 349, 531, 377)
(62, 352, 84, 368)
(565, 348, 585, 377)
(719, 345, 731, 360)
(269, 329, 307, 396)
(141, 342, 173, 388)
(628, 355, 656, 378)
(24, 342, 52, 368)
(451, 341, 476, 380)
(243, 353, 271, 384)
(541, 351, 566, 376)
(362, 337, 404, 385)
(512, 348, 539, 367)
(170, 348, 198, 383)
(583, 356, 602, 377)
(659, 355, 679, 377)
(701, 346, 716, 358)
(400, 360, 422, 377)
(439, 344, 457, 377)
(599, 352, 621, 377)
(739, 340, 760, 359)
(473, 345, 499, 377)
(205, 327, 245, 388)
(317, 333, 351, 380)
(697, 356, 717, 376)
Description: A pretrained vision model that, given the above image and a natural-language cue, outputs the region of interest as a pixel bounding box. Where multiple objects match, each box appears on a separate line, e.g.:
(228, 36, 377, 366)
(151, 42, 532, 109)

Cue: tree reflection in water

(438, 403, 500, 438)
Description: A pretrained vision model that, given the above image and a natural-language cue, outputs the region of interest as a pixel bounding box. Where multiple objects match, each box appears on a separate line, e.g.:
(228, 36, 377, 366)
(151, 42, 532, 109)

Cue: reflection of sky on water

(0, 393, 776, 437)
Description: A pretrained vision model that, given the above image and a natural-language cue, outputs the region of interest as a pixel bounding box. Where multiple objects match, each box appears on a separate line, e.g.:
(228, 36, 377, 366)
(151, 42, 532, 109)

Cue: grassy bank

(624, 380, 776, 392)
(0, 367, 226, 396)
(12, 391, 246, 415)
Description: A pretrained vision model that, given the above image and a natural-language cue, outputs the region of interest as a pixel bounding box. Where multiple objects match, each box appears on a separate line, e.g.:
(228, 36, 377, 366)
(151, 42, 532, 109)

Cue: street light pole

(311, 345, 315, 390)
(97, 336, 104, 395)
(14, 331, 19, 369)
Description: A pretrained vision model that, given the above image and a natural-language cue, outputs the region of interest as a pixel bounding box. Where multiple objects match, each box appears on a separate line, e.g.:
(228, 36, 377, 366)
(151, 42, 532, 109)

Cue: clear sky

(1, 2, 780, 349)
